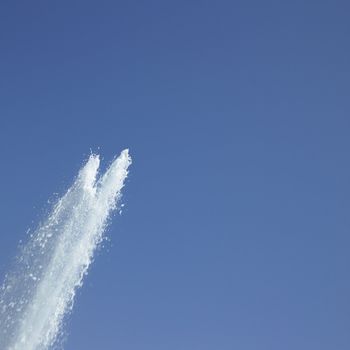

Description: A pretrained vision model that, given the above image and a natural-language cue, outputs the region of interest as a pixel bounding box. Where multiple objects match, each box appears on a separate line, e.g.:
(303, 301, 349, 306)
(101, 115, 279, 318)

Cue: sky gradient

(0, 1, 349, 349)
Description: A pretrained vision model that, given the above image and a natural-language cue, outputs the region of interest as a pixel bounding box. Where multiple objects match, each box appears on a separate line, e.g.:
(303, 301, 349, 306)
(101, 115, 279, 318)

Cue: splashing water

(0, 149, 132, 350)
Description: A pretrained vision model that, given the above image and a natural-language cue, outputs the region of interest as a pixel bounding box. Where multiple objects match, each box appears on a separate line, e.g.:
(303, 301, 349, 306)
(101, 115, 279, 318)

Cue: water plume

(0, 149, 132, 350)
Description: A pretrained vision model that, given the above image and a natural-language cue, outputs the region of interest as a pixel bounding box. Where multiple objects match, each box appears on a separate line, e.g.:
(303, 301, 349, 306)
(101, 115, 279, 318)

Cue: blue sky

(0, 1, 349, 349)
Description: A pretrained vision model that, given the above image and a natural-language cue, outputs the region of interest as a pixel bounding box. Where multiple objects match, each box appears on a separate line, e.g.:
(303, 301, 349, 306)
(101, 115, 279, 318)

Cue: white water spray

(0, 149, 132, 350)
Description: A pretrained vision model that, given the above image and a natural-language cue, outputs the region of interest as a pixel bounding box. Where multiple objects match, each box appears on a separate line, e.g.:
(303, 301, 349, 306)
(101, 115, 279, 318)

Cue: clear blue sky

(0, 1, 349, 349)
